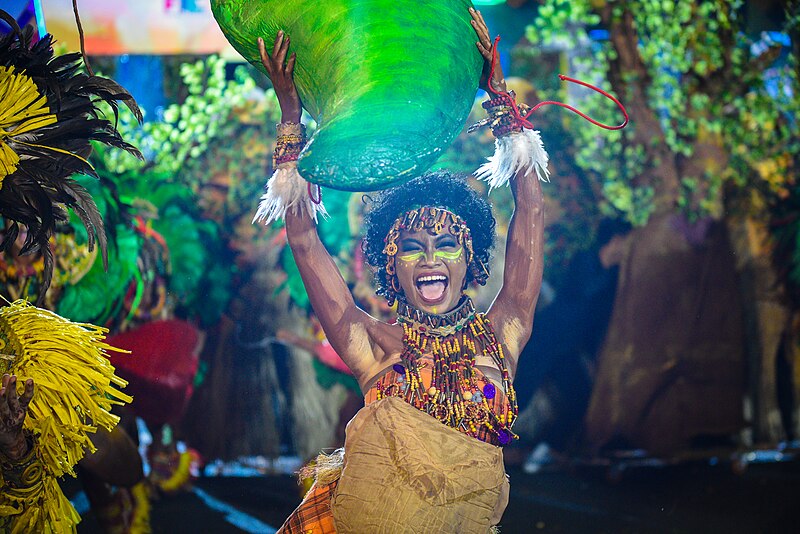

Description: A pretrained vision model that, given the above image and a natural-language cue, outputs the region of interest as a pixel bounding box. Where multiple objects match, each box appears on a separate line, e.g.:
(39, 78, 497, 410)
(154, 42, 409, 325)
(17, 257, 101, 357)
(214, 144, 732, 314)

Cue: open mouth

(415, 274, 449, 303)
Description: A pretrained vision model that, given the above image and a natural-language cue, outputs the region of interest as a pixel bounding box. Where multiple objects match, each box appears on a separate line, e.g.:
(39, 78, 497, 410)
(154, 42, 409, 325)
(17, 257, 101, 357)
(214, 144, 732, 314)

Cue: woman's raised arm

(258, 34, 382, 381)
(487, 171, 544, 371)
(470, 8, 545, 371)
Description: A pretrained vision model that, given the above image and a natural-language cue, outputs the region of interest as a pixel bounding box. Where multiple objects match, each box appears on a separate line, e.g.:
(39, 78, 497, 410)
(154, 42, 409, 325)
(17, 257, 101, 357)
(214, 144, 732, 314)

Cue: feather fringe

(475, 128, 550, 190)
(0, 300, 132, 533)
(252, 163, 327, 226)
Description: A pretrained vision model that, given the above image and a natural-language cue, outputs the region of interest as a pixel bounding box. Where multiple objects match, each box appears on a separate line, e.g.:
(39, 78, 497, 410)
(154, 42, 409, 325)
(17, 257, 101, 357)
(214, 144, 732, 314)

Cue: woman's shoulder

(349, 319, 404, 390)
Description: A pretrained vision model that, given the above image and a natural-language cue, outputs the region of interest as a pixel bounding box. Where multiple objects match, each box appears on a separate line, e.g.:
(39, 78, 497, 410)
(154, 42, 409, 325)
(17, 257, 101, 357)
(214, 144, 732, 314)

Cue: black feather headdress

(0, 10, 142, 304)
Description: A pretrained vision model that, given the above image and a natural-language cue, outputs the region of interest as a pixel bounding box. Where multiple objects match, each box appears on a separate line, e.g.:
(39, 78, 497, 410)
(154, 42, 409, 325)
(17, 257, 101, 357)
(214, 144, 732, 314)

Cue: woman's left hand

(470, 7, 507, 95)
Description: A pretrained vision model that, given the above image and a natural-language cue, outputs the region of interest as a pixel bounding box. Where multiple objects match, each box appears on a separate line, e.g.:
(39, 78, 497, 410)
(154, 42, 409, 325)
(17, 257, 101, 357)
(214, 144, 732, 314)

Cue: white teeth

(417, 275, 447, 283)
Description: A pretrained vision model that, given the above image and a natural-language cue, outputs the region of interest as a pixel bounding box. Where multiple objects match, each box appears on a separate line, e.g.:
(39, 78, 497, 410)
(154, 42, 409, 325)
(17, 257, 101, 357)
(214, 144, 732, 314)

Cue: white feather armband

(474, 128, 550, 189)
(252, 162, 327, 226)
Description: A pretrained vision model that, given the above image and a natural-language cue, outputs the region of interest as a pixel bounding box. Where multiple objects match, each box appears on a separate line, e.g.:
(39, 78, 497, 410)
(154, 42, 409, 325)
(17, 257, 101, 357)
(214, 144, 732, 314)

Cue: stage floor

(72, 459, 800, 533)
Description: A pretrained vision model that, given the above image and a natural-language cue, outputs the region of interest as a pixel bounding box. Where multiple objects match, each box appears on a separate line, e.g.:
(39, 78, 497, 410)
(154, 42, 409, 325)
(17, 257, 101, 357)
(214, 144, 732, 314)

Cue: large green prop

(211, 0, 482, 191)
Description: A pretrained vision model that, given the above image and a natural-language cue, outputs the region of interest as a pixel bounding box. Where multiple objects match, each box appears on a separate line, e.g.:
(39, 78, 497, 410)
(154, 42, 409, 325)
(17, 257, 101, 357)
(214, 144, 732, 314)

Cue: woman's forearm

(279, 106, 301, 124)
(284, 209, 364, 360)
(502, 169, 545, 319)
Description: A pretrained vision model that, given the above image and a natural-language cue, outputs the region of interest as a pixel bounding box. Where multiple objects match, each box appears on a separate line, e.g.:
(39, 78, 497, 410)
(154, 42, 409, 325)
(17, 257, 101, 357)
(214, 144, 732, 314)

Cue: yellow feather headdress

(0, 10, 142, 304)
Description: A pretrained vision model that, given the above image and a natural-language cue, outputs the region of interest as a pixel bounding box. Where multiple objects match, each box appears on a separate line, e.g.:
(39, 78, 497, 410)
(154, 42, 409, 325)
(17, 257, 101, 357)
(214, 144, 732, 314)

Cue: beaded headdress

(380, 206, 488, 305)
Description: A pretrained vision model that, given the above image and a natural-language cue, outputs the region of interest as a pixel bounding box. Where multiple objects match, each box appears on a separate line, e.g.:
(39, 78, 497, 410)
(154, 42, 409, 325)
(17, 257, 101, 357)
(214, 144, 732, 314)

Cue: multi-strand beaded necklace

(375, 296, 518, 446)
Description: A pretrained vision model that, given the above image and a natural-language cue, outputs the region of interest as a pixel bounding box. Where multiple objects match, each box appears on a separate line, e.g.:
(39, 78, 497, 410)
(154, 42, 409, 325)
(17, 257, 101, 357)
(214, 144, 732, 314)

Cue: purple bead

(483, 383, 496, 400)
(392, 363, 405, 374)
(497, 429, 512, 445)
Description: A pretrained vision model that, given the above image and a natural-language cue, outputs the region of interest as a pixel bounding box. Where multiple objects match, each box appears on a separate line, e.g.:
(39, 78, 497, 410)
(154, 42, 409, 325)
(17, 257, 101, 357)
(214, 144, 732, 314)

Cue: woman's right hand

(258, 32, 302, 123)
(470, 7, 507, 95)
(0, 374, 34, 459)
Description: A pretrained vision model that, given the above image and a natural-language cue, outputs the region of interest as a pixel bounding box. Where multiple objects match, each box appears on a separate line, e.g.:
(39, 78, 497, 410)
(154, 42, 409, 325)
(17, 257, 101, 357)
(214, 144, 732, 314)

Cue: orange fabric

(277, 480, 339, 534)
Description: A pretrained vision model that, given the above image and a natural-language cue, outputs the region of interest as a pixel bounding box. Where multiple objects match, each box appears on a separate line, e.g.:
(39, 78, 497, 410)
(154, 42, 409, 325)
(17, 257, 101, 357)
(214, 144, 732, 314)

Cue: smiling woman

(377, 192, 477, 315)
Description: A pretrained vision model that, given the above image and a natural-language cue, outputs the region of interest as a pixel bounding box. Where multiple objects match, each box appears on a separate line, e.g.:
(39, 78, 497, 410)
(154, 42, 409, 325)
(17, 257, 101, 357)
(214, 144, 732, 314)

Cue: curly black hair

(362, 170, 496, 303)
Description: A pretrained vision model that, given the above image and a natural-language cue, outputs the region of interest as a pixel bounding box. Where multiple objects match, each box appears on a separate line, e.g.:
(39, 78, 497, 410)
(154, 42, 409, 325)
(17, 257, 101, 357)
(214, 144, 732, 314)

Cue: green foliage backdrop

(526, 0, 797, 227)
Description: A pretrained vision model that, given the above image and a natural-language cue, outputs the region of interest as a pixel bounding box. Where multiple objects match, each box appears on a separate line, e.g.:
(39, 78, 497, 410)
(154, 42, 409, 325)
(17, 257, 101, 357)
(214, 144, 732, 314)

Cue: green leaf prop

(281, 246, 310, 310)
(210, 0, 482, 191)
(153, 205, 210, 301)
(151, 203, 233, 327)
(57, 226, 140, 324)
(195, 261, 234, 326)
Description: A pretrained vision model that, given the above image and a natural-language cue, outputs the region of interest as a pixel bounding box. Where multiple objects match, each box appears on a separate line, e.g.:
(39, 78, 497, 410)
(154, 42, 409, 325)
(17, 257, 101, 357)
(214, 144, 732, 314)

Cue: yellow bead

(428, 386, 437, 396)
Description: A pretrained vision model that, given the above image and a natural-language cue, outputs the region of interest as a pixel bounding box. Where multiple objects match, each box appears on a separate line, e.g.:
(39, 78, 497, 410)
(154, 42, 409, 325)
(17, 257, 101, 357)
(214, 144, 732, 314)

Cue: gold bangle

(276, 121, 306, 137)
(0, 431, 45, 496)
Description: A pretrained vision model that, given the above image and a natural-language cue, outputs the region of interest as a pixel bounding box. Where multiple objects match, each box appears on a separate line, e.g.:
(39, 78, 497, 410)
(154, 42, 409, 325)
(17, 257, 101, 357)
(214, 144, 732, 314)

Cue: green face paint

(397, 247, 463, 263)
(434, 247, 463, 262)
(398, 251, 426, 263)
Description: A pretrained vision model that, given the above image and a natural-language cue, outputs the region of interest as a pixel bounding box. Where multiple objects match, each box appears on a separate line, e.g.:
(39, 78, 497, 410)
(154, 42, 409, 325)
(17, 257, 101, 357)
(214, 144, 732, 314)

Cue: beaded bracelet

(468, 90, 533, 138)
(0, 431, 45, 497)
(273, 122, 307, 167)
(482, 90, 517, 111)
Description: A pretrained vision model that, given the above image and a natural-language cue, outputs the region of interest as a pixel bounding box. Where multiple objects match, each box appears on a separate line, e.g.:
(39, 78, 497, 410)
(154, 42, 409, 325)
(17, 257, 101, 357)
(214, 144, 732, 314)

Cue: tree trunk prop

(584, 215, 746, 455)
(727, 216, 793, 444)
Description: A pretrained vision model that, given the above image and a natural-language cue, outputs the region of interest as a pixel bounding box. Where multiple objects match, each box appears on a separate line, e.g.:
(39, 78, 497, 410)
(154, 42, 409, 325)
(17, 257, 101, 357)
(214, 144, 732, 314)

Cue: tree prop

(524, 0, 798, 452)
(210, 0, 482, 191)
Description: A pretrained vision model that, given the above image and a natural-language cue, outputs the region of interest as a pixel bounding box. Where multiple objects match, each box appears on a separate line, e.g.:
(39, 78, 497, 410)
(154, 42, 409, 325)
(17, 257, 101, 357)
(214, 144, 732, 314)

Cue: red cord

(486, 36, 504, 97)
(530, 75, 629, 130)
(134, 216, 168, 248)
(307, 182, 322, 205)
(486, 36, 628, 130)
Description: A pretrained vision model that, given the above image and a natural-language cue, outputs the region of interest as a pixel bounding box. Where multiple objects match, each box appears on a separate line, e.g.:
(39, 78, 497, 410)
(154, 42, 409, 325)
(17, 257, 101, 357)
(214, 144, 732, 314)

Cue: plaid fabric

(277, 480, 339, 534)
